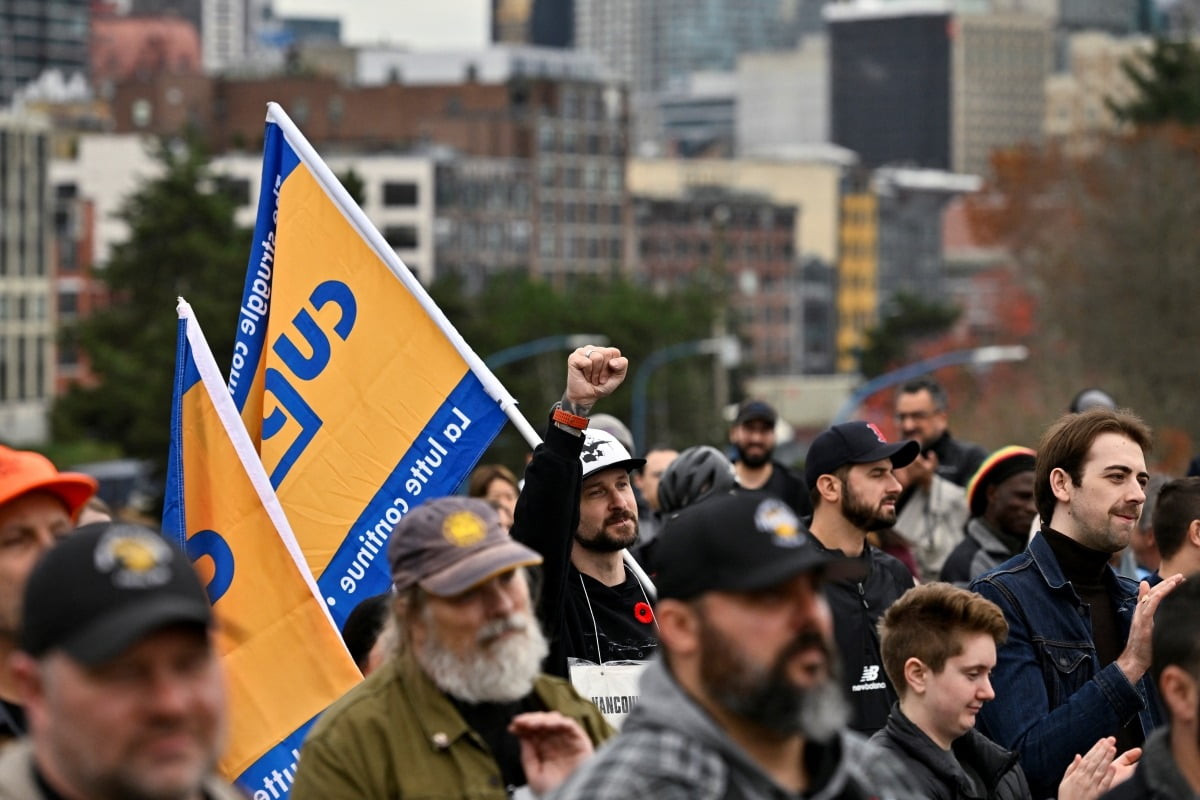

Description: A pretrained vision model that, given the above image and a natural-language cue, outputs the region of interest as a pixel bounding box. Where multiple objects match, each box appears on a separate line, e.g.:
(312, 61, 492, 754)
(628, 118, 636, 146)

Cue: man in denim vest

(970, 408, 1185, 798)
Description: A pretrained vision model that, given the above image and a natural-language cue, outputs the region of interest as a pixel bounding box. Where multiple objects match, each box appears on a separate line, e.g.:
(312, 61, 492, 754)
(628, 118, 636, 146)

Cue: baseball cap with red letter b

(803, 421, 920, 491)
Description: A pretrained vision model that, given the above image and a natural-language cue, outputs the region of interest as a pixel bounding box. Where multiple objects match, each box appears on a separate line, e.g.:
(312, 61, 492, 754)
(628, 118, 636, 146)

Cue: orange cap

(0, 446, 99, 518)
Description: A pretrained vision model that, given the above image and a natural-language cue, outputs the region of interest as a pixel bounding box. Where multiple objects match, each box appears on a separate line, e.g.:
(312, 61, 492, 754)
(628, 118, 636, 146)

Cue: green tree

(857, 292, 961, 378)
(52, 139, 250, 481)
(1109, 37, 1200, 126)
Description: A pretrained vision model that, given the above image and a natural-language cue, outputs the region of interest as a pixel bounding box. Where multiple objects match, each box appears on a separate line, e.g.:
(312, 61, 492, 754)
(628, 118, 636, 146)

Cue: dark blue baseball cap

(804, 421, 920, 490)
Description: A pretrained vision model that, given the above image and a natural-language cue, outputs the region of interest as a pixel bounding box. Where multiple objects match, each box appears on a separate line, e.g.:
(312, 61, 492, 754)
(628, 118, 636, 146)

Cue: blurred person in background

(0, 447, 97, 747)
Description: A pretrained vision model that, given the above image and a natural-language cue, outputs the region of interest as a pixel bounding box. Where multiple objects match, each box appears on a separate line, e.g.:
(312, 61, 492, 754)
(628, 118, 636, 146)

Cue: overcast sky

(272, 0, 490, 49)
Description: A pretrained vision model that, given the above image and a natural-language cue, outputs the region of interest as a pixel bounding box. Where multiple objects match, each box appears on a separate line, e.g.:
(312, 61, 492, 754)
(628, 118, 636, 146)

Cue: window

(59, 292, 79, 318)
(383, 225, 419, 249)
(383, 182, 418, 206)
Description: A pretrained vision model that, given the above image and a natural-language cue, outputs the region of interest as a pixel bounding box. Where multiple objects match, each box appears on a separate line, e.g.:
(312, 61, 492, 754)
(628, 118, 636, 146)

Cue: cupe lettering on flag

(164, 298, 362, 797)
(229, 102, 528, 627)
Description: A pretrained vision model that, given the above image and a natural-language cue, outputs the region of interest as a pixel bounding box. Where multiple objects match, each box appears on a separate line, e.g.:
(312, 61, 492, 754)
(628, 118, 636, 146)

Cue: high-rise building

(632, 188, 814, 375)
(656, 0, 795, 89)
(530, 0, 574, 47)
(0, 0, 90, 107)
(952, 13, 1053, 176)
(836, 188, 878, 373)
(494, 0, 574, 47)
(0, 112, 56, 443)
(873, 166, 981, 303)
(628, 151, 853, 374)
(736, 35, 828, 156)
(575, 0, 800, 153)
(828, 0, 952, 170)
(201, 0, 244, 72)
(1059, 0, 1140, 35)
(132, 0, 268, 73)
(574, 0, 656, 92)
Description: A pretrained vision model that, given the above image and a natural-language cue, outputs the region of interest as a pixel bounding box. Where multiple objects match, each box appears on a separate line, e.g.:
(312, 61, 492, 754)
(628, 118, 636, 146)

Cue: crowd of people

(0, 345, 1197, 800)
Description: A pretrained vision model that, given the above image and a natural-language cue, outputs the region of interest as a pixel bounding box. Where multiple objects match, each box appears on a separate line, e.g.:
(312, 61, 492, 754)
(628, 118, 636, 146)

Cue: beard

(839, 478, 896, 533)
(698, 618, 849, 741)
(735, 443, 773, 469)
(574, 510, 639, 553)
(414, 609, 549, 704)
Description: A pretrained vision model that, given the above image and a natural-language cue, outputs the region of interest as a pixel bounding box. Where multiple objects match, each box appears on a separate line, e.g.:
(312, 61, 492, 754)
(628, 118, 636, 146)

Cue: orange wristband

(552, 407, 590, 430)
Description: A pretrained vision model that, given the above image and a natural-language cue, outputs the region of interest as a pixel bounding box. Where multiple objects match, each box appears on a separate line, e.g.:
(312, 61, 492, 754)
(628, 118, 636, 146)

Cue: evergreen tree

(1109, 37, 1200, 126)
(52, 139, 250, 481)
(857, 292, 961, 378)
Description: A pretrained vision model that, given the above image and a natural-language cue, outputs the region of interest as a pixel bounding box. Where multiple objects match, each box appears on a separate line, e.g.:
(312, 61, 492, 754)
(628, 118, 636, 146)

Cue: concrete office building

(0, 112, 56, 443)
(953, 13, 1054, 176)
(0, 0, 90, 107)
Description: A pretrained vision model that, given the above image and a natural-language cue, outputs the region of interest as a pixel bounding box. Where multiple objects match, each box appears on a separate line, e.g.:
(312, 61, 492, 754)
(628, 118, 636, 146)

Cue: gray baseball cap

(388, 497, 542, 597)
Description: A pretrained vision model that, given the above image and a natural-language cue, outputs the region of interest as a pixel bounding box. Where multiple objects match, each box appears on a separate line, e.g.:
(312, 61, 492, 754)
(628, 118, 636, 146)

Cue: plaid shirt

(549, 660, 924, 800)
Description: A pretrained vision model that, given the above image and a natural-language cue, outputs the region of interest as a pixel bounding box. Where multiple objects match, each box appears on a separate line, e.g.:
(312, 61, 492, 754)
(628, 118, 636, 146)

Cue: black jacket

(870, 706, 1030, 800)
(813, 538, 915, 734)
(510, 419, 657, 679)
(930, 431, 989, 489)
(940, 517, 1025, 587)
(745, 459, 813, 518)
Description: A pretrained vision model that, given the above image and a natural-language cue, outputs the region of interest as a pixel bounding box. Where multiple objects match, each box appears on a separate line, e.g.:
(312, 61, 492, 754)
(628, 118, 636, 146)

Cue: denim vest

(969, 532, 1162, 799)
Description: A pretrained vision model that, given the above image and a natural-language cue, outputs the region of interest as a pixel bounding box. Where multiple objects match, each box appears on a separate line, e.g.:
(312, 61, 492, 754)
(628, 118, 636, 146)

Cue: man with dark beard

(728, 399, 812, 517)
(512, 346, 659, 683)
(548, 491, 922, 800)
(804, 421, 921, 735)
(292, 498, 611, 799)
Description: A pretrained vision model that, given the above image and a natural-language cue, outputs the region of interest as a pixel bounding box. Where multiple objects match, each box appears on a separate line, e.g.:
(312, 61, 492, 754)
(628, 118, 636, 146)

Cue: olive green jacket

(291, 652, 613, 799)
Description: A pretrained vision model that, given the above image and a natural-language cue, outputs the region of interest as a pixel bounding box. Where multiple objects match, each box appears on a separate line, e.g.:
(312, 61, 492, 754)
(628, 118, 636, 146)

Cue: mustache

(476, 614, 531, 645)
(779, 629, 834, 665)
(604, 510, 635, 526)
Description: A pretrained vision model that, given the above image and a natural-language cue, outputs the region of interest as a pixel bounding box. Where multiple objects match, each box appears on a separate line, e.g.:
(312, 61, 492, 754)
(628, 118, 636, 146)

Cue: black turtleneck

(1042, 527, 1143, 754)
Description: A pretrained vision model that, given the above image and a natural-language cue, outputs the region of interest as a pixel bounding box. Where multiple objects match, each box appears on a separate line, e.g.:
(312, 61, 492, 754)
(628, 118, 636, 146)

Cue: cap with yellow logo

(20, 522, 212, 666)
(388, 497, 542, 598)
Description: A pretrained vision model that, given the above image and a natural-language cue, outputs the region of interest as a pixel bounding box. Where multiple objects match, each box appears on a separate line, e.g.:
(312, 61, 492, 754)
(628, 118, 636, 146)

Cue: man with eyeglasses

(890, 377, 984, 580)
(893, 377, 987, 490)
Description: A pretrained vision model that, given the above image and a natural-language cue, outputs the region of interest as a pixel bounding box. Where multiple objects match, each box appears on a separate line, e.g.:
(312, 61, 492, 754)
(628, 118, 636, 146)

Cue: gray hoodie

(550, 658, 923, 800)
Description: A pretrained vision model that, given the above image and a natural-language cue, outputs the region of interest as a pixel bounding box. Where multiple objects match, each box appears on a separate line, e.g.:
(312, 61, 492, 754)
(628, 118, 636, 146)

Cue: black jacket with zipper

(870, 705, 1031, 800)
(812, 537, 915, 735)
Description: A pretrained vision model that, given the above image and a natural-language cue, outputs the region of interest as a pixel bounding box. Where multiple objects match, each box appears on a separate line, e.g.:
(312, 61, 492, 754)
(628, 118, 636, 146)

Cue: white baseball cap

(579, 428, 645, 479)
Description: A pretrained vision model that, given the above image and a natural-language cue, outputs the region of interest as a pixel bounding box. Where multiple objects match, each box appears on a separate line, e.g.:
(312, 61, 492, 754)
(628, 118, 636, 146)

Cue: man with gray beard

(291, 498, 612, 800)
(548, 491, 922, 800)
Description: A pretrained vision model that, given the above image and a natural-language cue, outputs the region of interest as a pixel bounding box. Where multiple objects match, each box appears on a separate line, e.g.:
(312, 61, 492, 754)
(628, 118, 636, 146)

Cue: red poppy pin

(634, 602, 654, 625)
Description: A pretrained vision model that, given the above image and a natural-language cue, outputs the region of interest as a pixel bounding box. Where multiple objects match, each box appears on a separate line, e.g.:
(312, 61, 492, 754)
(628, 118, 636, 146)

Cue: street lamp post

(832, 345, 1029, 425)
(631, 336, 741, 453)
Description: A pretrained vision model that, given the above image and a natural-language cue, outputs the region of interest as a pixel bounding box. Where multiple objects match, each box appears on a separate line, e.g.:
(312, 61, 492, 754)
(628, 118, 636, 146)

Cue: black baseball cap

(654, 491, 864, 600)
(734, 399, 778, 426)
(21, 522, 213, 666)
(804, 421, 920, 490)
